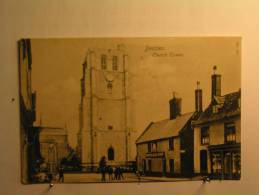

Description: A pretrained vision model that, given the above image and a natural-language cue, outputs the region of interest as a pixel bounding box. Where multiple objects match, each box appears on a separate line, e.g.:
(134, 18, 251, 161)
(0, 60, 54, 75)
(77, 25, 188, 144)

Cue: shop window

(225, 122, 236, 143)
(201, 126, 210, 145)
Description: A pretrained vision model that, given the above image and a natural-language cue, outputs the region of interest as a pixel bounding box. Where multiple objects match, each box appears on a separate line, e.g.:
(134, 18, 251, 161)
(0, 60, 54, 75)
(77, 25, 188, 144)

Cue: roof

(136, 112, 194, 144)
(194, 90, 241, 125)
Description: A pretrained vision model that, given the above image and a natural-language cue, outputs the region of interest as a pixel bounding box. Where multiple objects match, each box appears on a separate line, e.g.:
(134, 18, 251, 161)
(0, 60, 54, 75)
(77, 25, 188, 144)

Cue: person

(99, 156, 107, 182)
(114, 167, 119, 180)
(108, 166, 113, 181)
(48, 173, 53, 183)
(119, 167, 124, 180)
(58, 167, 64, 183)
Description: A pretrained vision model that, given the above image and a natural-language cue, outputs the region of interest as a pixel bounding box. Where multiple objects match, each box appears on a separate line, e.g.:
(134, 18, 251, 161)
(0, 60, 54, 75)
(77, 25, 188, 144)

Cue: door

(200, 150, 208, 174)
(162, 158, 166, 176)
(224, 152, 232, 179)
(169, 159, 174, 175)
(142, 159, 146, 173)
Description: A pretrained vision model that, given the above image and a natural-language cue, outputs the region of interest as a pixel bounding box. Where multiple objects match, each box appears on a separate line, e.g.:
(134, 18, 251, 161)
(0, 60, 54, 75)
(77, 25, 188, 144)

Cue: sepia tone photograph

(19, 37, 241, 184)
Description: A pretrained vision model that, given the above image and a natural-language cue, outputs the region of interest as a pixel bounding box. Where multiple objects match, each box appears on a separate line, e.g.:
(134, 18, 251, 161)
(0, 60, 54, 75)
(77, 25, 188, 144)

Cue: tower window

(107, 82, 112, 90)
(108, 147, 114, 161)
(108, 125, 113, 130)
(112, 56, 118, 71)
(101, 55, 107, 69)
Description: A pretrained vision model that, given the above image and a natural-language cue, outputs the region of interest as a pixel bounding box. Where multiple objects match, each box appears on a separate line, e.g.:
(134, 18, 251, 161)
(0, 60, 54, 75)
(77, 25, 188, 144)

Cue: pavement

(53, 172, 200, 183)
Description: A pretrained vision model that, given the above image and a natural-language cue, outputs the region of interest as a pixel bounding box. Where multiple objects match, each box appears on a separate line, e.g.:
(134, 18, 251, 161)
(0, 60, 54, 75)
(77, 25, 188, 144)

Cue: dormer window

(212, 105, 218, 113)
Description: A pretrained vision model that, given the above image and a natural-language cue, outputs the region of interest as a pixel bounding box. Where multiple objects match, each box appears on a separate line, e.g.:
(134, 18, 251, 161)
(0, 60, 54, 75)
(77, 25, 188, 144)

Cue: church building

(77, 46, 134, 171)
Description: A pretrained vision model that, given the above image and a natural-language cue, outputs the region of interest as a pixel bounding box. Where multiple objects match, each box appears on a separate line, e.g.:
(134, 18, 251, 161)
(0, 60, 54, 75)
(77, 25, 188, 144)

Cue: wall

(0, 0, 259, 195)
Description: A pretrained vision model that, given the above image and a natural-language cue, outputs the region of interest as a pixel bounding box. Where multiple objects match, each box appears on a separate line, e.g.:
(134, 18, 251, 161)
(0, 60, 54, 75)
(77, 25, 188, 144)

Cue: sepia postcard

(19, 37, 241, 184)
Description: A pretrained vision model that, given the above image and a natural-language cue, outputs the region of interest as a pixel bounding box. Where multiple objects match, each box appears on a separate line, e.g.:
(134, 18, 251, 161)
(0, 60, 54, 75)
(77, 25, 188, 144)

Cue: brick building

(193, 67, 241, 179)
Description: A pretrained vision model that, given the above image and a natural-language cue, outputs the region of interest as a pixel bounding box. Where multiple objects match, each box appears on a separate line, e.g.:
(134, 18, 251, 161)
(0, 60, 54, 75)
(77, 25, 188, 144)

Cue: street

(53, 172, 199, 183)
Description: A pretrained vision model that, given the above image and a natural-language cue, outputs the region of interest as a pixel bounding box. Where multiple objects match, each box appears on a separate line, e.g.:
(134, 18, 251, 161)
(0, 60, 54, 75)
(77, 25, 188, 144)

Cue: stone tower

(77, 46, 132, 171)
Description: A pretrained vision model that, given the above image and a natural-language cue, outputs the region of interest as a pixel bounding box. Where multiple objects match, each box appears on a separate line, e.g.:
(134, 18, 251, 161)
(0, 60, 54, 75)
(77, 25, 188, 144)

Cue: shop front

(209, 143, 240, 180)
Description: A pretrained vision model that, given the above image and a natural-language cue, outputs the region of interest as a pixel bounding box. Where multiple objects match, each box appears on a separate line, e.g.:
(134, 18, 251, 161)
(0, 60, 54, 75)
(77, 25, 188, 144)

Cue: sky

(31, 37, 241, 148)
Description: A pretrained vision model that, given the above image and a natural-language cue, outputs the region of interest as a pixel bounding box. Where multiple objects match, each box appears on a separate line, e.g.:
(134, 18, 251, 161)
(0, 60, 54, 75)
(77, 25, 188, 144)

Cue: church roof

(136, 112, 194, 144)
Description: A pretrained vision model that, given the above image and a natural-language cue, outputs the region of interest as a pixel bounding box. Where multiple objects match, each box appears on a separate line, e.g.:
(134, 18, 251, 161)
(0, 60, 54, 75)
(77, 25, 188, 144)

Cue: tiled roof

(194, 90, 240, 125)
(136, 112, 194, 144)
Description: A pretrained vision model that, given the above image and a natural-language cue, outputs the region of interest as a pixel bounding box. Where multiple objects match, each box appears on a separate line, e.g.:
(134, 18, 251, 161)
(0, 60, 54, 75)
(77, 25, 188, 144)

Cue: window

(108, 147, 114, 161)
(212, 105, 218, 113)
(107, 81, 112, 91)
(201, 126, 210, 145)
(148, 142, 157, 152)
(148, 142, 151, 152)
(108, 125, 113, 130)
(101, 55, 107, 69)
(225, 122, 236, 143)
(169, 138, 174, 151)
(112, 56, 118, 71)
(151, 142, 157, 152)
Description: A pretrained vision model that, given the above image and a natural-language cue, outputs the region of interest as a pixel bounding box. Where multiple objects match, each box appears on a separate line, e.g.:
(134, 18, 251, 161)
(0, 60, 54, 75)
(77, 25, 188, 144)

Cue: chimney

(211, 65, 221, 100)
(195, 81, 203, 112)
(169, 92, 182, 120)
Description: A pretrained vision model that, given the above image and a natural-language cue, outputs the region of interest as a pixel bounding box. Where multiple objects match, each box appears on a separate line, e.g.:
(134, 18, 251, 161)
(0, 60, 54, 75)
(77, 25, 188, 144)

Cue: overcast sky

(31, 37, 241, 148)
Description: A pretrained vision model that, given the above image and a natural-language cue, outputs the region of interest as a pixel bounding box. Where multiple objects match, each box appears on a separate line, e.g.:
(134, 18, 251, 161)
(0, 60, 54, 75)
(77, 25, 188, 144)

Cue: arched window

(108, 147, 114, 161)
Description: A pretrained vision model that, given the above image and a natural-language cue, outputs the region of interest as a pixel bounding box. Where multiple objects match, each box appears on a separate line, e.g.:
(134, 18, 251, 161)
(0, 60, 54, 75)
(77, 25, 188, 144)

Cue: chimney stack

(211, 65, 221, 100)
(169, 92, 182, 120)
(195, 81, 203, 112)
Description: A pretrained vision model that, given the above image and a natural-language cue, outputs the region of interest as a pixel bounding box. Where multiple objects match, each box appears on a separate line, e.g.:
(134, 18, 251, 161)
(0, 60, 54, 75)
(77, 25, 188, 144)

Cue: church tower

(77, 46, 131, 171)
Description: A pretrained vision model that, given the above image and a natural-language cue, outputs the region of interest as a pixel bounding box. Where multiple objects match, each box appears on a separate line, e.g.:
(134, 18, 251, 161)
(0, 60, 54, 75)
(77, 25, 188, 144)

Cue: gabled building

(136, 84, 203, 177)
(193, 67, 241, 180)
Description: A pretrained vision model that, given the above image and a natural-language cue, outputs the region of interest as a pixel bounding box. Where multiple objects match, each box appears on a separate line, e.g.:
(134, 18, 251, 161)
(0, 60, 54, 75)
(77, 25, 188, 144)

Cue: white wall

(0, 0, 259, 195)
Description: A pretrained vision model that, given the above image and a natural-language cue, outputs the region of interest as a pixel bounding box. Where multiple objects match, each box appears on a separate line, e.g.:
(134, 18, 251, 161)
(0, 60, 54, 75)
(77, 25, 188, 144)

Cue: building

(136, 84, 203, 177)
(19, 39, 41, 183)
(193, 66, 241, 180)
(77, 46, 134, 171)
(39, 127, 70, 174)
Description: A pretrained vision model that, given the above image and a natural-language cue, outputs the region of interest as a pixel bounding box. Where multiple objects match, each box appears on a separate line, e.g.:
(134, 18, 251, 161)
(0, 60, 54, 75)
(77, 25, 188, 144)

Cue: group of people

(99, 156, 125, 182)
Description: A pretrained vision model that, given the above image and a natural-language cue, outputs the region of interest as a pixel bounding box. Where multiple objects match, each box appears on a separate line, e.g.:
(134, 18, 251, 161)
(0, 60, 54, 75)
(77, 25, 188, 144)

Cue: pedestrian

(58, 167, 64, 183)
(114, 167, 119, 180)
(99, 156, 107, 182)
(119, 167, 124, 180)
(108, 166, 113, 181)
(48, 173, 53, 183)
